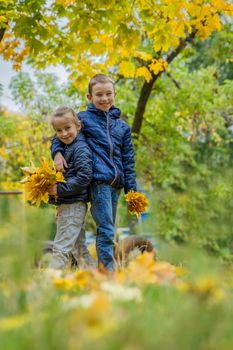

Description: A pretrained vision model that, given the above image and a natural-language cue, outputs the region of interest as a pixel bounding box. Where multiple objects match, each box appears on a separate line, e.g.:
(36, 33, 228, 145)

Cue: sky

(0, 57, 69, 112)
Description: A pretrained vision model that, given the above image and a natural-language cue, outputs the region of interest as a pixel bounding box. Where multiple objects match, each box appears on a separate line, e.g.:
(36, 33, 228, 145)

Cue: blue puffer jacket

(50, 132, 92, 204)
(51, 103, 137, 194)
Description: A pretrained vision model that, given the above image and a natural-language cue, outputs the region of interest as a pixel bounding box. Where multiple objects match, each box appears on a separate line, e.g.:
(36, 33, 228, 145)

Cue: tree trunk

(132, 30, 197, 138)
(0, 27, 6, 42)
(131, 73, 161, 136)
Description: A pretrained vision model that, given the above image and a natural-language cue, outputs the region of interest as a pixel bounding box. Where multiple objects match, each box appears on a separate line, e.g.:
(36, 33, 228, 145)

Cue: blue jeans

(90, 183, 120, 271)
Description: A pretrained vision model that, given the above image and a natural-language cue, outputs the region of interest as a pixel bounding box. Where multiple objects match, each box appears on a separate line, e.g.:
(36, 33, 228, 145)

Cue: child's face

(87, 82, 116, 112)
(53, 113, 81, 145)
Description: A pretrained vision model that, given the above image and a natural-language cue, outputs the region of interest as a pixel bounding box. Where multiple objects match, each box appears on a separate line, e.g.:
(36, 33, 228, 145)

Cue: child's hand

(48, 184, 57, 196)
(54, 152, 68, 172)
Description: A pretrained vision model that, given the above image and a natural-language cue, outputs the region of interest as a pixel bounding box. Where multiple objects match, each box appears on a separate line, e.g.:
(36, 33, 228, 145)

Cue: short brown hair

(51, 106, 80, 126)
(88, 74, 114, 94)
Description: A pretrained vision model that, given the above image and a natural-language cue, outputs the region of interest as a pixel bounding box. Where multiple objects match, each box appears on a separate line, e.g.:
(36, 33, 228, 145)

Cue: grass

(1, 197, 233, 350)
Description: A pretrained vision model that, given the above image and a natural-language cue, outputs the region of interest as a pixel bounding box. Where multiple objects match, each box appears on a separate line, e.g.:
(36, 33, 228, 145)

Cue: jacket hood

(87, 103, 121, 119)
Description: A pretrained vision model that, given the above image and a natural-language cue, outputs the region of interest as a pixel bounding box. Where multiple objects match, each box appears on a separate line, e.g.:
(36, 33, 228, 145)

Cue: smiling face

(87, 82, 116, 112)
(52, 113, 81, 145)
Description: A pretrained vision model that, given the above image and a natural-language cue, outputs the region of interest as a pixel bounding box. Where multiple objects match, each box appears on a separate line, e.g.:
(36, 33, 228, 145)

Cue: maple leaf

(21, 158, 65, 206)
(119, 61, 136, 78)
(135, 66, 152, 82)
(149, 59, 168, 75)
(125, 190, 149, 217)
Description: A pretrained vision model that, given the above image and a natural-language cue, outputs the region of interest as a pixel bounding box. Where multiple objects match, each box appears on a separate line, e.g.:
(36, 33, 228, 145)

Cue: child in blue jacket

(48, 106, 94, 269)
(51, 75, 137, 271)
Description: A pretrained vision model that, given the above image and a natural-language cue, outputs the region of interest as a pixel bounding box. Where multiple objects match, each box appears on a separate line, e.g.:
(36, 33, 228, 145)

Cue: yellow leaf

(0, 314, 30, 331)
(134, 51, 153, 61)
(153, 38, 162, 53)
(119, 61, 136, 78)
(175, 22, 185, 37)
(21, 161, 37, 175)
(21, 158, 65, 206)
(135, 66, 152, 82)
(149, 59, 168, 75)
(119, 47, 131, 59)
(125, 190, 149, 216)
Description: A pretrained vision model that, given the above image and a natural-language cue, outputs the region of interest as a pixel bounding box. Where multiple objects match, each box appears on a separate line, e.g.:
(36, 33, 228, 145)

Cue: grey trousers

(49, 202, 95, 270)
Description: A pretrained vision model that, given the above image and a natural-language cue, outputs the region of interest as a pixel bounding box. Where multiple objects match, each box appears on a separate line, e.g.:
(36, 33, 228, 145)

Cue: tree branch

(132, 29, 197, 138)
(166, 72, 181, 89)
(0, 25, 7, 42)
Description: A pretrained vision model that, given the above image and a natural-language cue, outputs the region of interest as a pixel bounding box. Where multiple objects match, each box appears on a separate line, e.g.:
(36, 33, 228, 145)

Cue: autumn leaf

(119, 61, 136, 78)
(135, 66, 152, 82)
(149, 59, 168, 75)
(21, 158, 65, 206)
(125, 190, 149, 217)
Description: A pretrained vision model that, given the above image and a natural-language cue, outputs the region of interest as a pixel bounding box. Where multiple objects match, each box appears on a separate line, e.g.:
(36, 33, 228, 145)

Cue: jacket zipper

(105, 111, 118, 185)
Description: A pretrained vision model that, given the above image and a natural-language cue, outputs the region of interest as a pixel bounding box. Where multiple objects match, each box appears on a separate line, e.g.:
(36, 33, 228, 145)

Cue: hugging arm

(51, 136, 67, 171)
(57, 146, 92, 197)
(51, 135, 64, 158)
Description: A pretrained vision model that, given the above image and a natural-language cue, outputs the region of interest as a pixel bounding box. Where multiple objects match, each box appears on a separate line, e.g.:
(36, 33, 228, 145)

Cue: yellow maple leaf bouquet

(21, 158, 65, 206)
(125, 190, 149, 217)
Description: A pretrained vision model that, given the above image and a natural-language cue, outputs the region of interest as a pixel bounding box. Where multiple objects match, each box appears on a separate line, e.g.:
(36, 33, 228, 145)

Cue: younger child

(48, 106, 94, 270)
(52, 75, 137, 271)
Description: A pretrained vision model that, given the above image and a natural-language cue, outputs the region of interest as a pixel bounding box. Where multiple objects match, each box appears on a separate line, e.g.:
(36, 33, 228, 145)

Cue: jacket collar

(87, 103, 121, 119)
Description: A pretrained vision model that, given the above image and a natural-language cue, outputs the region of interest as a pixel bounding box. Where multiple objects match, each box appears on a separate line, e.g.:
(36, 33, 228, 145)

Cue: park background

(0, 1, 233, 349)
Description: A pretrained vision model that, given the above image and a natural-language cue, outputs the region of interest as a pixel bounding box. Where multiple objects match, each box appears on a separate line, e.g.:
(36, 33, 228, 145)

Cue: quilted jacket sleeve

(121, 125, 137, 194)
(51, 135, 65, 159)
(57, 142, 92, 197)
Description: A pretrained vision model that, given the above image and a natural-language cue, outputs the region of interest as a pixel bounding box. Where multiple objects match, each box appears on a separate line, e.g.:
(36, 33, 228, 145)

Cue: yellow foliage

(21, 158, 65, 206)
(119, 47, 131, 59)
(177, 276, 226, 300)
(55, 0, 75, 7)
(2, 0, 232, 91)
(128, 253, 177, 285)
(119, 61, 136, 78)
(153, 35, 170, 53)
(53, 277, 74, 290)
(134, 51, 153, 61)
(0, 15, 7, 24)
(52, 251, 177, 293)
(88, 242, 97, 260)
(125, 190, 149, 217)
(0, 314, 30, 331)
(75, 270, 95, 290)
(0, 146, 7, 160)
(135, 66, 152, 82)
(0, 181, 21, 191)
(149, 58, 168, 75)
(0, 33, 30, 71)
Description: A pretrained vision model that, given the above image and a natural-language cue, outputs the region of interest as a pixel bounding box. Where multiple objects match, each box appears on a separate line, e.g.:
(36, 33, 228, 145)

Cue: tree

(0, 70, 84, 187)
(187, 22, 233, 83)
(1, 0, 232, 137)
(9, 71, 81, 120)
(0, 82, 3, 103)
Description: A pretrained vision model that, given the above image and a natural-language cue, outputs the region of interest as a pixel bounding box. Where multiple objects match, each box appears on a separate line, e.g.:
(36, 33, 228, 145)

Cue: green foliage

(0, 72, 84, 187)
(0, 197, 54, 279)
(116, 39, 233, 259)
(1, 5, 233, 349)
(9, 72, 81, 120)
(145, 163, 233, 256)
(134, 62, 233, 183)
(187, 23, 233, 83)
(1, 8, 233, 264)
